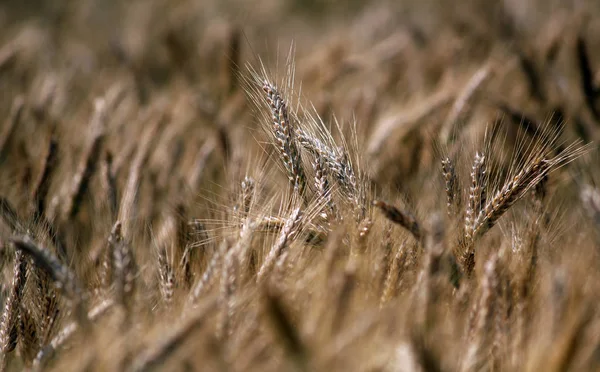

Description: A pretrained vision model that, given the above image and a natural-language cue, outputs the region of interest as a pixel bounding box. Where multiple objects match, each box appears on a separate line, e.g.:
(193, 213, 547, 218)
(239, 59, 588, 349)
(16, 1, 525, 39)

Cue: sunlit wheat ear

(313, 154, 336, 221)
(459, 127, 587, 274)
(441, 157, 460, 217)
(464, 152, 487, 243)
(258, 78, 306, 195)
(257, 207, 302, 283)
(10, 237, 89, 327)
(0, 250, 27, 368)
(34, 299, 114, 369)
(108, 222, 136, 318)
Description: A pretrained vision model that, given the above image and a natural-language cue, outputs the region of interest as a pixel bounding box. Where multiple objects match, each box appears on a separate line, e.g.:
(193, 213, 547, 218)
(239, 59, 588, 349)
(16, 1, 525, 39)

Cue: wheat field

(1, 0, 600, 371)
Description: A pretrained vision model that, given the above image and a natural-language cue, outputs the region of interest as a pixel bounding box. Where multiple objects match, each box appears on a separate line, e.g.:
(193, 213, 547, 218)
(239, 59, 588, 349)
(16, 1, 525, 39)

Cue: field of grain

(1, 0, 600, 371)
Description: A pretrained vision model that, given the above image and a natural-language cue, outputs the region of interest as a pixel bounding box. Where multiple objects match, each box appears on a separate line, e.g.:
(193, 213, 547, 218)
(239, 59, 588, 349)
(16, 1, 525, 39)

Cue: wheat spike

(262, 81, 306, 195)
(0, 251, 27, 360)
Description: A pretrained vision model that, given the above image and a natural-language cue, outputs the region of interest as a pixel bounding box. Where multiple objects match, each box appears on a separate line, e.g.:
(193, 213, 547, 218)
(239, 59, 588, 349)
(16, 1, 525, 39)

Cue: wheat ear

(441, 157, 460, 217)
(262, 81, 306, 194)
(0, 250, 27, 368)
(257, 207, 302, 283)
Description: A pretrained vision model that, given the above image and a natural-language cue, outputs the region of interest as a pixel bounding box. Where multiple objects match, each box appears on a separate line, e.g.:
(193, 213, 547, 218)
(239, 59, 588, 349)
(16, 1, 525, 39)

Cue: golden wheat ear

(457, 123, 588, 275)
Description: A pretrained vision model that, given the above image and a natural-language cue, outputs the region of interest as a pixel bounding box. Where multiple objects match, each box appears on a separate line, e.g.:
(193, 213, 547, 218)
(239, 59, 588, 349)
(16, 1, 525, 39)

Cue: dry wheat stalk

(29, 137, 67, 261)
(463, 254, 499, 371)
(101, 151, 118, 219)
(189, 240, 226, 305)
(31, 136, 58, 219)
(374, 200, 422, 241)
(128, 298, 217, 372)
(218, 221, 256, 338)
(0, 96, 24, 163)
(263, 288, 309, 372)
(64, 98, 107, 219)
(0, 198, 23, 233)
(33, 299, 114, 369)
(118, 112, 163, 236)
(180, 220, 209, 289)
(380, 242, 408, 307)
(439, 64, 492, 144)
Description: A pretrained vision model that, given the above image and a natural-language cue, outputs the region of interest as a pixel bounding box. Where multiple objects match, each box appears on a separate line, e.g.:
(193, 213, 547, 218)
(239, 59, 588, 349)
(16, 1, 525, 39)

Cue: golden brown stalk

(374, 200, 422, 241)
(218, 248, 237, 341)
(463, 254, 499, 371)
(118, 113, 163, 236)
(64, 98, 107, 219)
(218, 222, 256, 340)
(417, 214, 449, 327)
(29, 137, 67, 261)
(330, 265, 356, 334)
(0, 96, 24, 163)
(380, 242, 408, 307)
(0, 197, 23, 233)
(441, 157, 460, 217)
(257, 207, 302, 283)
(101, 151, 118, 219)
(263, 288, 309, 372)
(0, 251, 27, 363)
(34, 299, 114, 369)
(532, 305, 593, 372)
(31, 136, 58, 219)
(188, 138, 216, 191)
(189, 240, 226, 305)
(180, 220, 209, 287)
(256, 215, 325, 244)
(262, 81, 306, 195)
(439, 63, 491, 144)
(129, 298, 217, 372)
